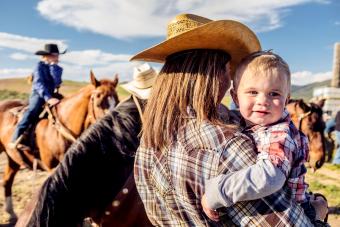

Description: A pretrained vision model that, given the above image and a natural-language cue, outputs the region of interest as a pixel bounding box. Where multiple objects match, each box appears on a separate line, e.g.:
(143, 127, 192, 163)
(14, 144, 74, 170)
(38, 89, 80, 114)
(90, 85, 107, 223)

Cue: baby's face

(235, 67, 289, 126)
(43, 55, 59, 64)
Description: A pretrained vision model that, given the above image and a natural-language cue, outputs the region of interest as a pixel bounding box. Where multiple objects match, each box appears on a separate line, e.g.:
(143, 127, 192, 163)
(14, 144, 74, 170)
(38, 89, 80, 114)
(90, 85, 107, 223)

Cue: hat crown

(121, 63, 157, 99)
(167, 14, 212, 40)
(133, 63, 154, 78)
(132, 63, 157, 89)
(44, 44, 60, 54)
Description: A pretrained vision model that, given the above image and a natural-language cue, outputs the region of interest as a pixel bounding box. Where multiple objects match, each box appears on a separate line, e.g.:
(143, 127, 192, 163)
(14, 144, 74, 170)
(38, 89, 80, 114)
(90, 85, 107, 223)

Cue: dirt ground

(0, 152, 49, 226)
(0, 152, 339, 227)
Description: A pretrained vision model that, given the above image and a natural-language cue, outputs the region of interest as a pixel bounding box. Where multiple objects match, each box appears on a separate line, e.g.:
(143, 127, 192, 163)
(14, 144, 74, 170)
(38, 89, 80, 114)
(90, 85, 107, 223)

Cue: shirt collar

(243, 108, 291, 132)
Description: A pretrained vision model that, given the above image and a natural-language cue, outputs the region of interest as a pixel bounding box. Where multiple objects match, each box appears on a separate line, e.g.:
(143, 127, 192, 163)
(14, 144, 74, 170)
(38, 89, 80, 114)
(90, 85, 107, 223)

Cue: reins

(292, 101, 312, 130)
(45, 104, 77, 143)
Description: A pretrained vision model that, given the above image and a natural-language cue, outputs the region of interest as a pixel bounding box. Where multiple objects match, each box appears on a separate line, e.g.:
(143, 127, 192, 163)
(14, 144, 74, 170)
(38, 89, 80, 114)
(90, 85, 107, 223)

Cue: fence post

(331, 42, 340, 88)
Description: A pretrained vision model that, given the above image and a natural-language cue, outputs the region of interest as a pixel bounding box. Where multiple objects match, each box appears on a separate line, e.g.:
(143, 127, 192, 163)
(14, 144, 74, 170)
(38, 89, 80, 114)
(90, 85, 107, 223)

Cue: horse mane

(26, 97, 142, 226)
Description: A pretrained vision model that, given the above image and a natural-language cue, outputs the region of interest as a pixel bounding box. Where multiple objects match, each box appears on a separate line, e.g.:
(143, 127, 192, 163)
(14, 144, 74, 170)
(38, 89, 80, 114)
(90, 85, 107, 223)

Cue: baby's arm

(203, 159, 286, 209)
(203, 126, 293, 210)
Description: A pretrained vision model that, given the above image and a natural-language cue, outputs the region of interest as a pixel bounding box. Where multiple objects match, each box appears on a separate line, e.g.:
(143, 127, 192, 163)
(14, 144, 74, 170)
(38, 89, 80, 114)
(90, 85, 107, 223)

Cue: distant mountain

(291, 79, 332, 100)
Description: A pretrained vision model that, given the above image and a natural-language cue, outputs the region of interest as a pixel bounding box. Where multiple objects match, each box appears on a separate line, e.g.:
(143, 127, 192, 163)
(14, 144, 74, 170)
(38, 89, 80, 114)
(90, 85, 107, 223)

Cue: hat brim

(130, 20, 261, 78)
(121, 82, 151, 100)
(35, 49, 67, 56)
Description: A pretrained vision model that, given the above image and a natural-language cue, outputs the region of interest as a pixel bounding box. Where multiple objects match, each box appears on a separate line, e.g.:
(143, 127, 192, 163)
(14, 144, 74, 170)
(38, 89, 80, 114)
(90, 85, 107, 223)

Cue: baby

(202, 51, 328, 225)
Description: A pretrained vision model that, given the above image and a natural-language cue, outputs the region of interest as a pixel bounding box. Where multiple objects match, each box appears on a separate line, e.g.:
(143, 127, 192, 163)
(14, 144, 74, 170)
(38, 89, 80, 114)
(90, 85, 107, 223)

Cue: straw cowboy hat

(130, 13, 261, 78)
(121, 63, 158, 99)
(35, 43, 67, 56)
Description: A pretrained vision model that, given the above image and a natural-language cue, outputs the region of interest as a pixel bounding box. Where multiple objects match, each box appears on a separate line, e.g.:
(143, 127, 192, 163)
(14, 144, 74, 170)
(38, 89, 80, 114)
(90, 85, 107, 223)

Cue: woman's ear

(230, 88, 239, 107)
(285, 94, 291, 106)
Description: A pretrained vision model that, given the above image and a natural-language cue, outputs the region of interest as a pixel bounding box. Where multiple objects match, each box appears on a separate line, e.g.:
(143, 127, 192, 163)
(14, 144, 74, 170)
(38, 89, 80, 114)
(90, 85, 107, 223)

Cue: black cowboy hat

(35, 43, 67, 55)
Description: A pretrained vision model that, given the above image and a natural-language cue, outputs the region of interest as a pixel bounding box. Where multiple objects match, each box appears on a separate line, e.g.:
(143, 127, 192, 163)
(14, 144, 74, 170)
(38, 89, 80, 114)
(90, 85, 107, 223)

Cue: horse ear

(315, 98, 326, 108)
(112, 74, 119, 87)
(90, 70, 100, 87)
(298, 99, 310, 111)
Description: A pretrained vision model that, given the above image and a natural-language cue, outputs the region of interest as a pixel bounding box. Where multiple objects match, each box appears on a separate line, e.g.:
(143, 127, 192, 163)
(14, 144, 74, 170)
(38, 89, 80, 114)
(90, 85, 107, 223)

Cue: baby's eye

(269, 92, 280, 97)
(248, 90, 258, 95)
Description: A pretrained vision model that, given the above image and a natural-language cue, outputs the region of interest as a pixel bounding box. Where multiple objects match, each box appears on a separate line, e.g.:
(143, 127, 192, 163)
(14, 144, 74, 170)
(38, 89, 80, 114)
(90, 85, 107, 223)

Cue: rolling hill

(291, 79, 331, 100)
(0, 78, 333, 103)
(0, 77, 130, 100)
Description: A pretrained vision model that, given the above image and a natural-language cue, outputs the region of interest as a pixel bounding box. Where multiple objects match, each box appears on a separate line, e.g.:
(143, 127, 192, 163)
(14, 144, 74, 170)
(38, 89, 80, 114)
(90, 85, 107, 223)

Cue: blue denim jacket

(32, 61, 63, 101)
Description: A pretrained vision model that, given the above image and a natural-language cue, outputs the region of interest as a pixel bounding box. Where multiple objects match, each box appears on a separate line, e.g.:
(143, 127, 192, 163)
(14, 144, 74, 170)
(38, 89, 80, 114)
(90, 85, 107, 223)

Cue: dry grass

(0, 152, 339, 226)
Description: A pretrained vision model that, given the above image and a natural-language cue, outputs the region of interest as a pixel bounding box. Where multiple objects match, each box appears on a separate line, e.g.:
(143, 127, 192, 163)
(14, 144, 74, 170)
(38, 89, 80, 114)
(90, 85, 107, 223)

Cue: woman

(133, 13, 313, 226)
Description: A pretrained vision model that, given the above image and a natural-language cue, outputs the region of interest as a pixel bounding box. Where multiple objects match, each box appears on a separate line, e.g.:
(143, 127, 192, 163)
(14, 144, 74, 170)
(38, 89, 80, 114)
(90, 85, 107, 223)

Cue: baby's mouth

(253, 110, 269, 115)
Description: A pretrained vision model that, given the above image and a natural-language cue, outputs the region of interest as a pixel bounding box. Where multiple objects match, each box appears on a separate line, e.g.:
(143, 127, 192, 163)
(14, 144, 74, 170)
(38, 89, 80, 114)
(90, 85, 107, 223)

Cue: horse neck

(55, 85, 94, 136)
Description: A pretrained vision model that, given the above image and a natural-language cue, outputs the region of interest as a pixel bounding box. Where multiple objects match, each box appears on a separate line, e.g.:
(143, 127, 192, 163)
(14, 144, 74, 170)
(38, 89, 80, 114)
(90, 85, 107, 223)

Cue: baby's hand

(201, 194, 219, 222)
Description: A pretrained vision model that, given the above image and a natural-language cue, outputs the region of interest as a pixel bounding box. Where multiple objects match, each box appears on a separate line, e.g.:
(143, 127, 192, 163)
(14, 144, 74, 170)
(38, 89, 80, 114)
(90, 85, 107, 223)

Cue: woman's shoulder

(178, 120, 250, 151)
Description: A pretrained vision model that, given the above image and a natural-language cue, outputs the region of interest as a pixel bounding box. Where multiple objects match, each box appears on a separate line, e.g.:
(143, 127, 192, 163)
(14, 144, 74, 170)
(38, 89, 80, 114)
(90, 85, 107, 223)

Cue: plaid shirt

(245, 110, 309, 203)
(134, 111, 312, 226)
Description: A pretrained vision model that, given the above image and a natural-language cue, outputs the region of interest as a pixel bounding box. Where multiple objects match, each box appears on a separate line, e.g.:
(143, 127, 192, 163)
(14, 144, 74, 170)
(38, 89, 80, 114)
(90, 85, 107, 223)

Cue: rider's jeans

(11, 91, 45, 142)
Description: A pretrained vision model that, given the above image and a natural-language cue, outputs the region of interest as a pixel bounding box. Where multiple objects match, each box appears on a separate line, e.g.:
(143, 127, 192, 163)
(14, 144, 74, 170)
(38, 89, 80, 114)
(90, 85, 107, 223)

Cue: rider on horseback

(8, 43, 66, 166)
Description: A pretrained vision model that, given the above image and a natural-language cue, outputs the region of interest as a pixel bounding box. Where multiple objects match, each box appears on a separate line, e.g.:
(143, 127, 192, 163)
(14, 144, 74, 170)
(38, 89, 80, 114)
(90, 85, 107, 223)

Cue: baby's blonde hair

(233, 50, 291, 93)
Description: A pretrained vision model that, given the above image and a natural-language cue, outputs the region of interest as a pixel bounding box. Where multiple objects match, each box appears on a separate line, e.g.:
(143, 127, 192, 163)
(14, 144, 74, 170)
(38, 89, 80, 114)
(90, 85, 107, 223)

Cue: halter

(297, 110, 312, 130)
(88, 92, 98, 124)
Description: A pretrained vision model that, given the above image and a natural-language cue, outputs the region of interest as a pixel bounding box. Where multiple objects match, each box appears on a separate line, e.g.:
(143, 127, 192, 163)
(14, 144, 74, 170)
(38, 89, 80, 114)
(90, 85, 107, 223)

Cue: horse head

(86, 71, 120, 127)
(286, 99, 326, 171)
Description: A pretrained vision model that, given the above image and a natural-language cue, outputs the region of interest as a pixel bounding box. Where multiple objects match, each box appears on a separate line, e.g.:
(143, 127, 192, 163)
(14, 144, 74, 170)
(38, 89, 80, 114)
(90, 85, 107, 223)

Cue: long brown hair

(142, 49, 232, 150)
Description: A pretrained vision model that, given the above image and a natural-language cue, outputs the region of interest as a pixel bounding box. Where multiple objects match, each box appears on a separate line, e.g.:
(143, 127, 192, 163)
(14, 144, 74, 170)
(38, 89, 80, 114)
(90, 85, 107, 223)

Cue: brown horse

(286, 99, 326, 171)
(15, 96, 152, 227)
(0, 71, 119, 221)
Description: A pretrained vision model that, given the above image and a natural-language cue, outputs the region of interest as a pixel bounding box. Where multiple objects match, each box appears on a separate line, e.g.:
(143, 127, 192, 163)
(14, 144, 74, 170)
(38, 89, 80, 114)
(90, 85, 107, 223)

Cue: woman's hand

(201, 194, 220, 222)
(310, 194, 328, 221)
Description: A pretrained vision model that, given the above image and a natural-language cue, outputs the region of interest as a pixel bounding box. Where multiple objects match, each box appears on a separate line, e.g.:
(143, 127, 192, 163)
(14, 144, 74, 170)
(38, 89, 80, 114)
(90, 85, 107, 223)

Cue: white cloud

(0, 61, 137, 82)
(335, 21, 340, 26)
(0, 32, 136, 80)
(10, 53, 33, 61)
(0, 32, 67, 53)
(0, 68, 32, 78)
(63, 50, 131, 66)
(291, 70, 332, 85)
(36, 0, 322, 38)
(61, 61, 138, 82)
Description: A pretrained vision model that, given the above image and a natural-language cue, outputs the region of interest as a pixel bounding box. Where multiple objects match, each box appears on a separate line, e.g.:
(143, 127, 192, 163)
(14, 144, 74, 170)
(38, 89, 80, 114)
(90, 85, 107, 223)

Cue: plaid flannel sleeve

(255, 124, 294, 177)
(255, 124, 308, 203)
(218, 131, 313, 226)
(287, 134, 309, 203)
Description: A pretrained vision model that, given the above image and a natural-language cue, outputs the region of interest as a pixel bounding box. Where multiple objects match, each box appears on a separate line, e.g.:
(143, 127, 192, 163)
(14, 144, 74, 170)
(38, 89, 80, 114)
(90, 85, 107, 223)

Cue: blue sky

(0, 0, 339, 85)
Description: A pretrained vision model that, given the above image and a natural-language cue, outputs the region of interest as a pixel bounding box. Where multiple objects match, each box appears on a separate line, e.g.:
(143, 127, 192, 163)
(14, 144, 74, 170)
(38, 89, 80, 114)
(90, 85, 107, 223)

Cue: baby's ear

(230, 88, 239, 106)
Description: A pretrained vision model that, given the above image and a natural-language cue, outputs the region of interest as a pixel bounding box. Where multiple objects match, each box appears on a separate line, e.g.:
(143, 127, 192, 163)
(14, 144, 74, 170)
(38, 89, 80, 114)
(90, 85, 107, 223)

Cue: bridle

(297, 110, 312, 130)
(88, 92, 98, 124)
(87, 90, 117, 125)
